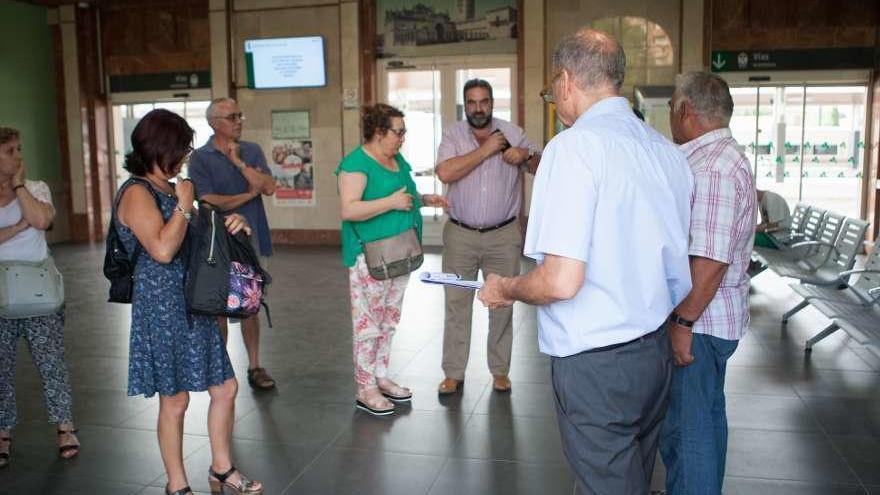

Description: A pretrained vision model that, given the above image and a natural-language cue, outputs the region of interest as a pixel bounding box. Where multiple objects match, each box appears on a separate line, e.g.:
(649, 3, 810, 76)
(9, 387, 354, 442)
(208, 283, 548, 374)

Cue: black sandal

(165, 485, 193, 495)
(208, 465, 263, 494)
(0, 436, 11, 468)
(57, 428, 80, 459)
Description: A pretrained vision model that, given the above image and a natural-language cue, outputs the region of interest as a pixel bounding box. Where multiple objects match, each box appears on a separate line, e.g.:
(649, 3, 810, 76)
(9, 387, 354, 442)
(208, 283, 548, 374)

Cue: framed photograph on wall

(271, 110, 310, 140)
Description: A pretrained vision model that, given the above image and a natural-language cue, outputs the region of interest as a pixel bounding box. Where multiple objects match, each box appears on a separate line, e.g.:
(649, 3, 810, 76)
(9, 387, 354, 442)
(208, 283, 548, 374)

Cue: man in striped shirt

(660, 72, 757, 495)
(435, 79, 541, 395)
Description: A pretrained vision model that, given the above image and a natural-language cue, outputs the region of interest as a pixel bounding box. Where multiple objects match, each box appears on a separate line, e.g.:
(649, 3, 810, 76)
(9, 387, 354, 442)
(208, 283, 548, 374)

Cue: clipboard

(420, 272, 483, 290)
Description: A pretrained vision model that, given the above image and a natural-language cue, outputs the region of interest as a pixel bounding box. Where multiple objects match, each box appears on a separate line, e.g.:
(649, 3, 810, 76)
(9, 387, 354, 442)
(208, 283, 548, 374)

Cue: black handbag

(103, 178, 160, 304)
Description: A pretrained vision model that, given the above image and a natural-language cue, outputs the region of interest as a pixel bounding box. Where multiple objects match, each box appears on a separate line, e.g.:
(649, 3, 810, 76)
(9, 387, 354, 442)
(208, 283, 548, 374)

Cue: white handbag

(0, 256, 65, 319)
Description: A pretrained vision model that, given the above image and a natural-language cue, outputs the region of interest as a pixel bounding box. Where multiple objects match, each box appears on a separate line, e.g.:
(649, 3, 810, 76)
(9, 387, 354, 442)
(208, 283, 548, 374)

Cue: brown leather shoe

(437, 378, 462, 395)
(247, 367, 276, 390)
(492, 374, 511, 392)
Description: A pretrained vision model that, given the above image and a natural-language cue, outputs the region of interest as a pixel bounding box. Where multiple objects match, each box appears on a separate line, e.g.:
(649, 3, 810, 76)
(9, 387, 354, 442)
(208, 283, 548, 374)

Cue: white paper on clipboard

(420, 272, 483, 290)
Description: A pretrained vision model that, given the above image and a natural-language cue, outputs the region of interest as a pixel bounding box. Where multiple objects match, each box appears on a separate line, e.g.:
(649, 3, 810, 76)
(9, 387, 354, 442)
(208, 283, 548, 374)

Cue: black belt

(449, 216, 516, 233)
(581, 327, 664, 355)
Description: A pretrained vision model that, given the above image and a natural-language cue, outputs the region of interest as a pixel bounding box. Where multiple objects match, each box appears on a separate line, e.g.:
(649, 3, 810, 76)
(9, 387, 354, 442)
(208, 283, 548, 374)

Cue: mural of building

(382, 4, 457, 49)
(378, 1, 517, 56)
(457, 6, 517, 41)
(455, 0, 475, 22)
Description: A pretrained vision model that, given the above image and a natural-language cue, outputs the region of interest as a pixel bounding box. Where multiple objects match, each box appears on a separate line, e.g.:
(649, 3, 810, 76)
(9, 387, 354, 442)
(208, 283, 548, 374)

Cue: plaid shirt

(681, 128, 756, 340)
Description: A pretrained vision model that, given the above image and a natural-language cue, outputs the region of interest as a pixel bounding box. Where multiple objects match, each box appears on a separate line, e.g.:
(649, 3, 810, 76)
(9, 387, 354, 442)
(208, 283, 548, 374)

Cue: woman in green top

(336, 104, 447, 416)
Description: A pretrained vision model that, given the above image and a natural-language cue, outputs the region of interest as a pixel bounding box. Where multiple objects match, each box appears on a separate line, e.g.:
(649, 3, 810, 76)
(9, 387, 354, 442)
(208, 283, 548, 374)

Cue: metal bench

(784, 247, 879, 351)
(769, 202, 811, 247)
(756, 211, 845, 271)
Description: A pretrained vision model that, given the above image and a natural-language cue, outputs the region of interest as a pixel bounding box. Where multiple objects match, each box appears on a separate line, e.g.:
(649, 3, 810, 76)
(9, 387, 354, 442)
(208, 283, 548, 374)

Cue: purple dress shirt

(436, 118, 539, 228)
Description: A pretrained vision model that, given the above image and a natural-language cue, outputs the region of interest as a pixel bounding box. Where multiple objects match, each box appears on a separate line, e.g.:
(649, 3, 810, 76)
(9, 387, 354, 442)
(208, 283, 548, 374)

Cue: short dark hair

(362, 103, 404, 141)
(463, 79, 493, 101)
(124, 109, 194, 176)
(0, 127, 20, 146)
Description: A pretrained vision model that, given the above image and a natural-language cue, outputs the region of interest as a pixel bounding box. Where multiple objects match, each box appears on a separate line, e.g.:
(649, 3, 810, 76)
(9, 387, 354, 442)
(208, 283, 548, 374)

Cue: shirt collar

(679, 128, 732, 158)
(201, 135, 224, 154)
(572, 96, 632, 128)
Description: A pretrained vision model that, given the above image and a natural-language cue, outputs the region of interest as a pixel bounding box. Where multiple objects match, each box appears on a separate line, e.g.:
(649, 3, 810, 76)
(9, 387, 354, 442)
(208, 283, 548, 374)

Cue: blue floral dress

(115, 179, 234, 398)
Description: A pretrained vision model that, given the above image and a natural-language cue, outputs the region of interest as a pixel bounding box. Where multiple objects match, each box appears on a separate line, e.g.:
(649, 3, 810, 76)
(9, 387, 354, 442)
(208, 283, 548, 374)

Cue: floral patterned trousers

(348, 254, 409, 388)
(0, 311, 74, 430)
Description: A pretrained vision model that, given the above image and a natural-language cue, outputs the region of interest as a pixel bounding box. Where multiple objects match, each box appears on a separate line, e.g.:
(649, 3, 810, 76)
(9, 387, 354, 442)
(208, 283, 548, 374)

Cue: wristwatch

(669, 312, 696, 328)
(175, 204, 192, 222)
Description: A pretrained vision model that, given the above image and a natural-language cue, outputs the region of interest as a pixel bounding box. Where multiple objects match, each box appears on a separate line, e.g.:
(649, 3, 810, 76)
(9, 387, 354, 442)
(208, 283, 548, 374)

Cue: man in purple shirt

(435, 79, 541, 395)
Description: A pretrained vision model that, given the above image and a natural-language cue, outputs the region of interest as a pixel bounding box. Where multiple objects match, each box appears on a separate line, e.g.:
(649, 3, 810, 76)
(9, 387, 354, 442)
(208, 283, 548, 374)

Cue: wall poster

(270, 110, 314, 206)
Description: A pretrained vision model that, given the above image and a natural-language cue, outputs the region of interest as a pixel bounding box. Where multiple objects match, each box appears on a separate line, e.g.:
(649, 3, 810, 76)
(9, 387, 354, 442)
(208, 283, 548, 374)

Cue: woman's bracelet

(175, 204, 192, 222)
(12, 183, 25, 192)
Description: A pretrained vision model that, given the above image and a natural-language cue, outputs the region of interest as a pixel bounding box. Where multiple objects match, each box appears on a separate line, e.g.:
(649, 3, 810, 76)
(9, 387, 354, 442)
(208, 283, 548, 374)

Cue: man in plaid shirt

(660, 72, 756, 495)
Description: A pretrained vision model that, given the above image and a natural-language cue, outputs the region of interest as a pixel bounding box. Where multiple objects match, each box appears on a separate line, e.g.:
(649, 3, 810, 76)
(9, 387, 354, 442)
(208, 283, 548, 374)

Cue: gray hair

(674, 72, 733, 126)
(205, 97, 236, 121)
(552, 28, 626, 91)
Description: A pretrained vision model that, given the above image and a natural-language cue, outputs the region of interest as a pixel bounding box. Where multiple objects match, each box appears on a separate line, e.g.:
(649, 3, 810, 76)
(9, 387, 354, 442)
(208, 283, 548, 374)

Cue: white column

(209, 0, 229, 99)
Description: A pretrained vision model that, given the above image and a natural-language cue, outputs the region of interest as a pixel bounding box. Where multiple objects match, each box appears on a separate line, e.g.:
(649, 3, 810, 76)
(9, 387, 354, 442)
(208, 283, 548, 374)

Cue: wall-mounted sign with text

(710, 48, 874, 72)
(108, 71, 211, 93)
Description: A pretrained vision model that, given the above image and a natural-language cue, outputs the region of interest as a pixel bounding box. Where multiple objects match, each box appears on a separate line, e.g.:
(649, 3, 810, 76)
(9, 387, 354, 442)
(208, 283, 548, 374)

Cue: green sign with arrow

(710, 48, 873, 72)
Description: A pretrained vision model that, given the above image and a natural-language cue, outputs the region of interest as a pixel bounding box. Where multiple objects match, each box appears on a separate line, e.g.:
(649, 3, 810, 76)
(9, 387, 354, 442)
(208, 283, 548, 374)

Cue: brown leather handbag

(353, 226, 423, 280)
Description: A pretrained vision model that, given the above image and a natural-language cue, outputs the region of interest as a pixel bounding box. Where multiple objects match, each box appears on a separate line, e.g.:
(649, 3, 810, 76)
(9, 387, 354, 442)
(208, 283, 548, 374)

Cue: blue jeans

(660, 332, 739, 495)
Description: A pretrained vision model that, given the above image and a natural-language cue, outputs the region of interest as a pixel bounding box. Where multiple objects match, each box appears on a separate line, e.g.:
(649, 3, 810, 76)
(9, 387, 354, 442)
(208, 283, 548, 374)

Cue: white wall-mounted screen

(244, 36, 326, 89)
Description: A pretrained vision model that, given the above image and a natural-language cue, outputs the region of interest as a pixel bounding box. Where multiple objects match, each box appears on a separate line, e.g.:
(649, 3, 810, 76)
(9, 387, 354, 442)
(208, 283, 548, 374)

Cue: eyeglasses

(213, 112, 245, 122)
(387, 127, 407, 138)
(540, 69, 565, 104)
(181, 146, 194, 163)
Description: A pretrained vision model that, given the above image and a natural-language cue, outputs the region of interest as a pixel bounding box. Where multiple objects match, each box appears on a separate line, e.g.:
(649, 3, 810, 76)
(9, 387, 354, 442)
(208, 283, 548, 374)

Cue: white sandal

(378, 381, 412, 402)
(355, 388, 395, 416)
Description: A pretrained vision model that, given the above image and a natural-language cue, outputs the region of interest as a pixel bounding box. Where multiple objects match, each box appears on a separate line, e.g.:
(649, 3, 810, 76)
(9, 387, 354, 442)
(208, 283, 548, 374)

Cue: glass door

(384, 70, 442, 217)
(728, 82, 868, 219)
(110, 98, 212, 189)
(378, 55, 517, 244)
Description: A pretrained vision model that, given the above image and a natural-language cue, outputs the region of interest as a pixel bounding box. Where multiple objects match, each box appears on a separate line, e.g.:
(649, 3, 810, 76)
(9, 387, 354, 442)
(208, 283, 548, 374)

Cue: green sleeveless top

(335, 146, 423, 267)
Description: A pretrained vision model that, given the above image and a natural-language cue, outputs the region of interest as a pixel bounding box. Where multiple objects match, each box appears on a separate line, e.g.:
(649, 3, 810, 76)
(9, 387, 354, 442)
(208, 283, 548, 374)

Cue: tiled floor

(1, 244, 879, 494)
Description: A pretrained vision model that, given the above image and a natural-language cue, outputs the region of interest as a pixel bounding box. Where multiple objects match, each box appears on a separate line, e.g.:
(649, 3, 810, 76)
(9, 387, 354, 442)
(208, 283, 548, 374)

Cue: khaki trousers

(441, 220, 522, 380)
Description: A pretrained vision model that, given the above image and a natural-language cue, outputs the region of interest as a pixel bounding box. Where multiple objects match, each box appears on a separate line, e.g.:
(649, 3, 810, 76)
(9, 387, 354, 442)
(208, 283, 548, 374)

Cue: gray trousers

(551, 327, 672, 495)
(441, 220, 522, 379)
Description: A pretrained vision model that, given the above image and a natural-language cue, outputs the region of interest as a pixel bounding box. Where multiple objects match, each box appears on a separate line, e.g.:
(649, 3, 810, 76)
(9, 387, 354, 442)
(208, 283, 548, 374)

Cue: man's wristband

(12, 184, 25, 192)
(669, 312, 696, 328)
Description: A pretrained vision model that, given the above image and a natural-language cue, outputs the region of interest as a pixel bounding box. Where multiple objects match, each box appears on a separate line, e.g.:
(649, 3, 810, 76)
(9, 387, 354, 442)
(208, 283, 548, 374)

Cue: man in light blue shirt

(479, 28, 693, 495)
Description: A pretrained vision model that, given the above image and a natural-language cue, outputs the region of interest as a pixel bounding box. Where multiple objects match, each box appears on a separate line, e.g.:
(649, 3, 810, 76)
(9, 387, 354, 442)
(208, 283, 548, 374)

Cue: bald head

(552, 28, 626, 92)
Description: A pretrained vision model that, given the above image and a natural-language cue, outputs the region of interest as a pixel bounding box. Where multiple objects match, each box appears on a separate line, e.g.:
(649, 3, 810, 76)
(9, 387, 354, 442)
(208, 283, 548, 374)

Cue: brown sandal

(247, 367, 276, 390)
(57, 428, 80, 459)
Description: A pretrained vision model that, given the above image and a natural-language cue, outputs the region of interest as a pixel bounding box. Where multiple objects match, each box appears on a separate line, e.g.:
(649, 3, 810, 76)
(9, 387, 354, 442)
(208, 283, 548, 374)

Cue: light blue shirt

(524, 97, 693, 357)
